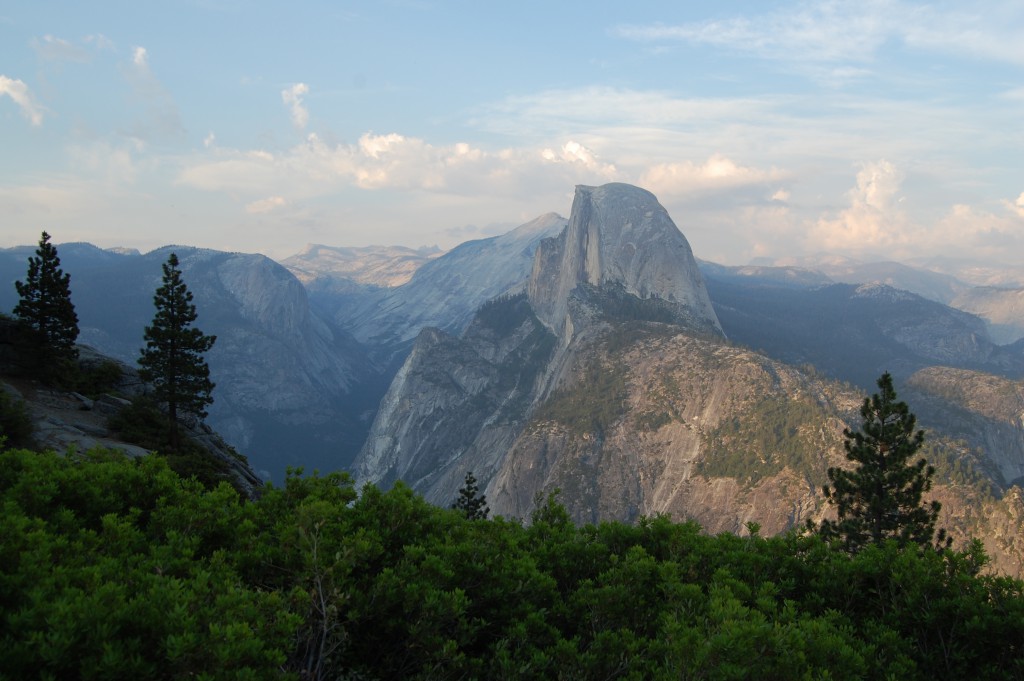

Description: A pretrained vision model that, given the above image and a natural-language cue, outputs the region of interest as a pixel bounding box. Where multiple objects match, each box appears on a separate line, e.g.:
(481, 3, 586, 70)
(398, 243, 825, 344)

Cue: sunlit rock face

(354, 182, 727, 514)
(528, 183, 722, 342)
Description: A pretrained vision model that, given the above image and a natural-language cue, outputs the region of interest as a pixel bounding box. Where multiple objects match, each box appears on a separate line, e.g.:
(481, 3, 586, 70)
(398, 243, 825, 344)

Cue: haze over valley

(5, 181, 1024, 574)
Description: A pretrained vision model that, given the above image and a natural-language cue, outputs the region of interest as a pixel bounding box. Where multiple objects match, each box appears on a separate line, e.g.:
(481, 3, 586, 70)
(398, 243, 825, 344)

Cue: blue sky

(2, 1, 1023, 264)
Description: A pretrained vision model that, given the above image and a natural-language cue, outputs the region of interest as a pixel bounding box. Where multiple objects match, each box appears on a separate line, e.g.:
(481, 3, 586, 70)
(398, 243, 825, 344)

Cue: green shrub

(107, 396, 235, 490)
(0, 389, 34, 449)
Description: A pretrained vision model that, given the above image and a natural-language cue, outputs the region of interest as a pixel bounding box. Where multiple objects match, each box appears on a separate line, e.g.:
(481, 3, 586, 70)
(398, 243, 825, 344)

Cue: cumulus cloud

(0, 75, 44, 126)
(811, 160, 908, 251)
(178, 131, 629, 205)
(203, 132, 216, 148)
(282, 83, 310, 130)
(1011, 192, 1024, 219)
(540, 141, 618, 177)
(132, 46, 148, 67)
(246, 196, 287, 214)
(639, 154, 784, 196)
(930, 203, 1024, 257)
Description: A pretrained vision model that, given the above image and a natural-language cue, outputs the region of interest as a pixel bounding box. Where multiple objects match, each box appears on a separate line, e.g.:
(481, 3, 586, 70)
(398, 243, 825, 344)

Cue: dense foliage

(138, 253, 216, 448)
(813, 372, 950, 552)
(12, 231, 80, 372)
(701, 396, 832, 485)
(0, 389, 34, 448)
(3, 446, 1023, 680)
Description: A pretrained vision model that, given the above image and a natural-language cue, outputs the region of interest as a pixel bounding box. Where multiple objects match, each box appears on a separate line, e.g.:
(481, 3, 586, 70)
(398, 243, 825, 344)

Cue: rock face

(353, 183, 1024, 577)
(355, 183, 729, 516)
(905, 367, 1024, 487)
(282, 244, 443, 289)
(952, 287, 1024, 344)
(357, 296, 556, 501)
(0, 331, 263, 498)
(0, 244, 374, 481)
(329, 213, 566, 353)
(528, 184, 721, 341)
(703, 270, 1024, 389)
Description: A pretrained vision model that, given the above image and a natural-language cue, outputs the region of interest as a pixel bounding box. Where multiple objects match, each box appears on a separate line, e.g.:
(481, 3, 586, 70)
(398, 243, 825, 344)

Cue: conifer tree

(812, 372, 950, 552)
(452, 471, 490, 520)
(13, 231, 79, 366)
(138, 253, 216, 448)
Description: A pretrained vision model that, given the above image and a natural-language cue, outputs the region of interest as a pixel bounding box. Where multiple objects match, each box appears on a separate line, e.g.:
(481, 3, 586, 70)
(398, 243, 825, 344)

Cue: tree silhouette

(812, 372, 950, 552)
(452, 471, 490, 520)
(138, 253, 216, 448)
(13, 231, 79, 369)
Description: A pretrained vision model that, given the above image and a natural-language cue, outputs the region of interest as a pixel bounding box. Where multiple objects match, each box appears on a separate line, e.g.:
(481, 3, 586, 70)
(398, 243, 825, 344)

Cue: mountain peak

(527, 183, 722, 339)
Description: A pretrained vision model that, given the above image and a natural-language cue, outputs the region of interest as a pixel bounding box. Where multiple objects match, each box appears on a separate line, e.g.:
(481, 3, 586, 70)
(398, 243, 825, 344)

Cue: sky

(1, 1, 1023, 265)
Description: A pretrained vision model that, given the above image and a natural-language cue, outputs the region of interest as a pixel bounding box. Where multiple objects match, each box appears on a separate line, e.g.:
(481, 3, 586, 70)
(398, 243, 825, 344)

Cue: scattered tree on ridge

(452, 471, 490, 520)
(811, 371, 951, 552)
(13, 231, 79, 367)
(138, 252, 216, 448)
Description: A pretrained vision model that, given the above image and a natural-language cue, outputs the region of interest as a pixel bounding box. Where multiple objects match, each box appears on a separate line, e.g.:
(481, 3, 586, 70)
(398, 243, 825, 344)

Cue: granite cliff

(356, 183, 728, 514)
(353, 183, 1024, 576)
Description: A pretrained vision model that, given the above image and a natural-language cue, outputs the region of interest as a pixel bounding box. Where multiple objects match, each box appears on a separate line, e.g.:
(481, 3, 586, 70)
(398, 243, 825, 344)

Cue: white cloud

(84, 33, 115, 51)
(540, 140, 618, 177)
(615, 1, 1024, 67)
(282, 83, 310, 130)
(121, 46, 185, 142)
(615, 3, 894, 63)
(1006, 192, 1024, 219)
(32, 34, 90, 61)
(806, 162, 1024, 259)
(204, 132, 216, 148)
(246, 196, 287, 214)
(811, 160, 909, 251)
(639, 154, 784, 196)
(178, 131, 624, 201)
(0, 75, 44, 126)
(930, 203, 1024, 256)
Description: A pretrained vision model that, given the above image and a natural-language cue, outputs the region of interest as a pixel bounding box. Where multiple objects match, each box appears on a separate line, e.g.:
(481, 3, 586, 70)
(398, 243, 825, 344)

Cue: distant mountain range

(4, 183, 1024, 573)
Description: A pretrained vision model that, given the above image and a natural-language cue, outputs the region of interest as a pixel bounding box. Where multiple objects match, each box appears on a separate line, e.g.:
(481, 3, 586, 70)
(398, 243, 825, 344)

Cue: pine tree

(812, 372, 950, 552)
(138, 253, 216, 448)
(13, 231, 79, 367)
(452, 471, 490, 520)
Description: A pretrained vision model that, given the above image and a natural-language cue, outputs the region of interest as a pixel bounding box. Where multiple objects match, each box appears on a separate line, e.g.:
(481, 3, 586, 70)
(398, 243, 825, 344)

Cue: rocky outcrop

(356, 294, 556, 503)
(952, 287, 1024, 344)
(334, 213, 566, 353)
(1, 244, 375, 480)
(704, 272, 1024, 389)
(528, 184, 722, 342)
(488, 329, 858, 526)
(282, 244, 443, 289)
(0, 336, 263, 498)
(352, 184, 1024, 576)
(905, 367, 1024, 486)
(355, 184, 730, 516)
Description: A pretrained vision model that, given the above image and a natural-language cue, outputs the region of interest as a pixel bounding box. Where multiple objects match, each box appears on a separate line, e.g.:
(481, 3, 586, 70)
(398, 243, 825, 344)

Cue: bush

(107, 397, 236, 490)
(0, 389, 34, 449)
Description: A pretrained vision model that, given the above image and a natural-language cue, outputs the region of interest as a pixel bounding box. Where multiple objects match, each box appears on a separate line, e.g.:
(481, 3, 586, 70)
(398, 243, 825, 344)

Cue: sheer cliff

(353, 183, 1024, 576)
(355, 183, 729, 517)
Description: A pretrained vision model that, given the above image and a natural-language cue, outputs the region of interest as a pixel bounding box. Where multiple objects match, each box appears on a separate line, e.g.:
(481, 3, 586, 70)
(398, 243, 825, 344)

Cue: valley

(3, 182, 1024, 573)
